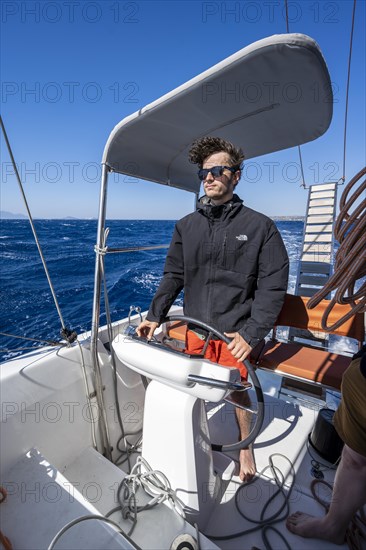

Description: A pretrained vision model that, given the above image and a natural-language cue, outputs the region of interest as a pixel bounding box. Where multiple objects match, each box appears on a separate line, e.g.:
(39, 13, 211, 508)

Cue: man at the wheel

(137, 136, 289, 482)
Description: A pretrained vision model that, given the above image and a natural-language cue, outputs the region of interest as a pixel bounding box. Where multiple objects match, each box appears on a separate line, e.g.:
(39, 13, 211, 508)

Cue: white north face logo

(235, 234, 248, 241)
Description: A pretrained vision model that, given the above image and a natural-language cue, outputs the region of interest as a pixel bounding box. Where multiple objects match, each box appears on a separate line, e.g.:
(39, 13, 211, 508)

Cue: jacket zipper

(223, 232, 227, 269)
(206, 220, 218, 322)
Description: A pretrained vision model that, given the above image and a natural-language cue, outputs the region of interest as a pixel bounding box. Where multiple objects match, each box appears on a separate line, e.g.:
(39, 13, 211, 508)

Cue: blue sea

(0, 219, 303, 361)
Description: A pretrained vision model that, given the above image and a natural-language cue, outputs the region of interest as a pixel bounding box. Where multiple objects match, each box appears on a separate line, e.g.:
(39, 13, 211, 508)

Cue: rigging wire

(341, 0, 357, 185)
(0, 331, 66, 346)
(297, 144, 306, 189)
(0, 116, 77, 344)
(284, 1, 358, 190)
(283, 0, 307, 189)
(284, 0, 289, 33)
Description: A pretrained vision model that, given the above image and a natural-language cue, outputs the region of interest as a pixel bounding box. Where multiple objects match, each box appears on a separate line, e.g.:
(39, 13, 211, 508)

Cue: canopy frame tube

(90, 163, 112, 461)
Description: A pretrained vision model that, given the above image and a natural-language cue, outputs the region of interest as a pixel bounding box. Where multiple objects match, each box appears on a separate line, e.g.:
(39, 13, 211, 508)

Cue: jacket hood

(196, 193, 243, 219)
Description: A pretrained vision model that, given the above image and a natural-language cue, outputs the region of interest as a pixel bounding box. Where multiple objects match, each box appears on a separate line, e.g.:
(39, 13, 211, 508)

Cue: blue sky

(1, 0, 365, 219)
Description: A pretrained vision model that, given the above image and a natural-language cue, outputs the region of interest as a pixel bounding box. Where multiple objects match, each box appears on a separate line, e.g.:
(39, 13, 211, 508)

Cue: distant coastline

(1, 211, 305, 222)
(1, 211, 27, 220)
(271, 216, 305, 221)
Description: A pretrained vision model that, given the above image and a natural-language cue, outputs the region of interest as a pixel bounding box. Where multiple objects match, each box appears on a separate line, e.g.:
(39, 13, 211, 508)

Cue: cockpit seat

(253, 294, 364, 391)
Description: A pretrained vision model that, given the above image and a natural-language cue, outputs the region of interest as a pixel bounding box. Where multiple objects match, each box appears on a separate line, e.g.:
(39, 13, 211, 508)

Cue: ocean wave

(1, 252, 28, 261)
(132, 272, 161, 292)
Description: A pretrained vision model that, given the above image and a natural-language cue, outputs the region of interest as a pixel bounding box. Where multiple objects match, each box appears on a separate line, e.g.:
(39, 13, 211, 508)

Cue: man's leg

(186, 332, 256, 482)
(218, 341, 256, 482)
(286, 444, 366, 543)
(232, 390, 256, 482)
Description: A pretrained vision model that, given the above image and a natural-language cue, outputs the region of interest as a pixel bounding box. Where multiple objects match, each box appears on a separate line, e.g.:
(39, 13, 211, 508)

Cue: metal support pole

(90, 163, 112, 460)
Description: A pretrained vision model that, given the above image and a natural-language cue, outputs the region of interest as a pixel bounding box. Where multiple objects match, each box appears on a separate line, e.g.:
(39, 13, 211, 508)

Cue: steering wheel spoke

(224, 394, 258, 415)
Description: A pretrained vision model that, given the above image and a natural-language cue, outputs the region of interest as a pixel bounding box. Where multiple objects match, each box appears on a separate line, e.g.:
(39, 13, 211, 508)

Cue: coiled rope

(307, 167, 366, 330)
(106, 457, 186, 537)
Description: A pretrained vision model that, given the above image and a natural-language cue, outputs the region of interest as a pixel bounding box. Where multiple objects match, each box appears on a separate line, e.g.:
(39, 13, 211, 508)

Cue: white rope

(123, 456, 186, 519)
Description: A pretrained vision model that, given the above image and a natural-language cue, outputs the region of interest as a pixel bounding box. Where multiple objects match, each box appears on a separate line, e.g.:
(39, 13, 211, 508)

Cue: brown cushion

(256, 341, 352, 390)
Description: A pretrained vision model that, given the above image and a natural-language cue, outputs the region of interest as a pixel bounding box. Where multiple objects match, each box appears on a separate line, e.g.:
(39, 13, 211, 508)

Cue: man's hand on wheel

(224, 331, 252, 362)
(136, 320, 158, 340)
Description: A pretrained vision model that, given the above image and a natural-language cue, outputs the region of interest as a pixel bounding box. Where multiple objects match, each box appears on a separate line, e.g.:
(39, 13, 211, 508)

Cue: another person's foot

(239, 447, 256, 482)
(286, 512, 344, 545)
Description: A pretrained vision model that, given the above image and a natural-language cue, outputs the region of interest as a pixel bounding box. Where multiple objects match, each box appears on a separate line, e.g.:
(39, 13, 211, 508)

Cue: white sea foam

(2, 252, 25, 260)
(133, 272, 161, 291)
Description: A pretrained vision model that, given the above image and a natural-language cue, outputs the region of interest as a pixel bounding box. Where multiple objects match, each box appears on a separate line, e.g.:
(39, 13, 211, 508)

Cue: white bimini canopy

(103, 34, 333, 194)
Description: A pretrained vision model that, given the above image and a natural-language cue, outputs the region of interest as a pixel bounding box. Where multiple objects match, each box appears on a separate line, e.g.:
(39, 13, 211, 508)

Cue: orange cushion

(257, 341, 352, 390)
(276, 294, 364, 341)
(167, 321, 187, 342)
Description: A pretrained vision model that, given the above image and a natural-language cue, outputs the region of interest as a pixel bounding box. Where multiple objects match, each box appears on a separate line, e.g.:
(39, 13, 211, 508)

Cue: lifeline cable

(0, 116, 77, 345)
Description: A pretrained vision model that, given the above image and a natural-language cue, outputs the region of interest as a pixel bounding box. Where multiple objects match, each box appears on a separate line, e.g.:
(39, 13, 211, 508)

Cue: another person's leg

(286, 444, 366, 544)
(287, 354, 366, 543)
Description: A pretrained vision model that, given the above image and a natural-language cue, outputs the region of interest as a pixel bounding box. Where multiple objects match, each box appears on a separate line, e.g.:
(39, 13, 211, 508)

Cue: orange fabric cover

(257, 340, 352, 390)
(276, 294, 364, 341)
(254, 293, 364, 390)
(185, 330, 248, 380)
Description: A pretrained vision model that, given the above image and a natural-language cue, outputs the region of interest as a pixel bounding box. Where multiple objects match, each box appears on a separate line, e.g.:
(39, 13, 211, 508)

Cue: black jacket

(147, 195, 289, 347)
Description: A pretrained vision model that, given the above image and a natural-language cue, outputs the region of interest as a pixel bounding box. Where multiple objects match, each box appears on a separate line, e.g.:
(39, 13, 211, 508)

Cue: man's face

(202, 151, 239, 205)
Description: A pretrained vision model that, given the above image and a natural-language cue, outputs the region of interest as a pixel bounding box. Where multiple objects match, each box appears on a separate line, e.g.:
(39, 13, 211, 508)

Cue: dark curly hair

(188, 136, 245, 169)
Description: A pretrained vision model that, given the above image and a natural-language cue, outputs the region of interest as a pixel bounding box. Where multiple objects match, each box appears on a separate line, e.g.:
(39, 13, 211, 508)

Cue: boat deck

(1, 368, 349, 550)
(205, 377, 346, 549)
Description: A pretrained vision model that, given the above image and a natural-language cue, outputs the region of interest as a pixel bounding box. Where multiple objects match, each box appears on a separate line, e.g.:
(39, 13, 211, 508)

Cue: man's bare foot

(239, 447, 256, 482)
(286, 512, 344, 545)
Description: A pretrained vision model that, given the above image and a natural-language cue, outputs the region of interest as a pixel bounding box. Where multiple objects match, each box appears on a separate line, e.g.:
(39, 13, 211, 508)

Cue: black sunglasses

(198, 165, 239, 181)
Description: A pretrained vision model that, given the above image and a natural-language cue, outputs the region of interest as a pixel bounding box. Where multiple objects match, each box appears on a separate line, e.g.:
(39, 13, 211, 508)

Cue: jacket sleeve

(146, 223, 184, 324)
(239, 222, 289, 347)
